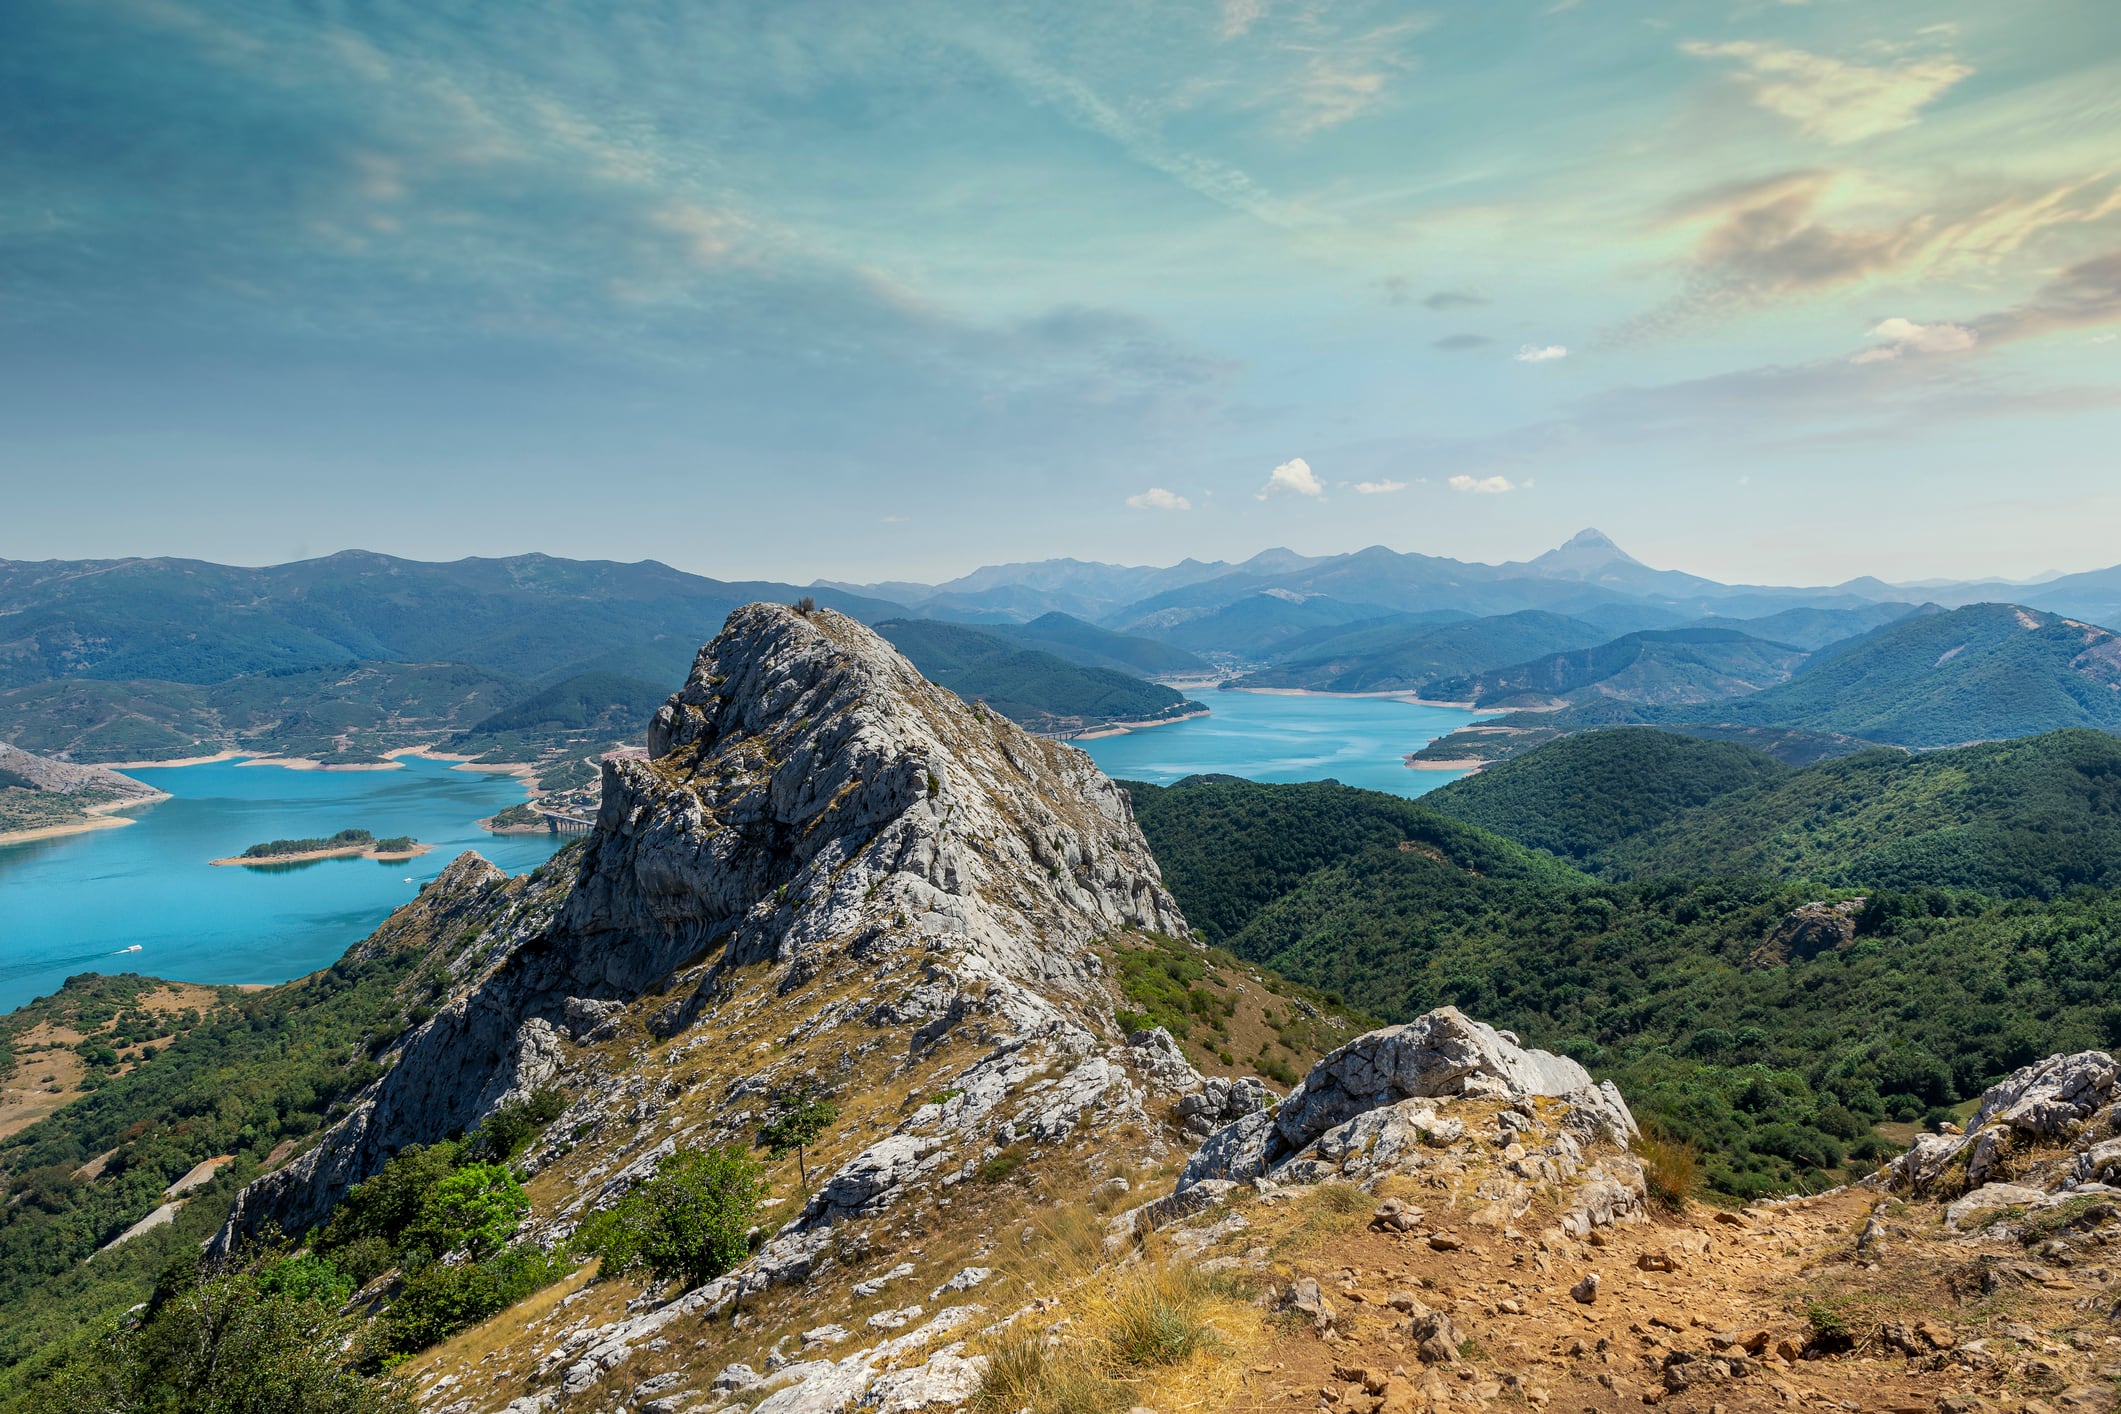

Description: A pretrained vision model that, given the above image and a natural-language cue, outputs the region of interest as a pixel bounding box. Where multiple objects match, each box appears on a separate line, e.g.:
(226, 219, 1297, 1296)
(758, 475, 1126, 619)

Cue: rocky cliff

(219, 603, 1190, 1244)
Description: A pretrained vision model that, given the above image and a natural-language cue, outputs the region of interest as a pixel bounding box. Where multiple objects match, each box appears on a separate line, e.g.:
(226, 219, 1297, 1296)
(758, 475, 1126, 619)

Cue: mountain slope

(1426, 726, 2121, 898)
(1436, 626, 1808, 707)
(980, 612, 1207, 677)
(1126, 774, 2121, 1197)
(1713, 602, 2121, 745)
(1232, 609, 1613, 694)
(873, 619, 1200, 733)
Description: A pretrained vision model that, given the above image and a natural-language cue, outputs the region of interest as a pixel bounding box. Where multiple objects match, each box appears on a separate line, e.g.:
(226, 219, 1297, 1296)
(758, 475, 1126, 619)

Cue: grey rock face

(1273, 1007, 1634, 1154)
(217, 603, 1193, 1250)
(1177, 1006, 1635, 1191)
(1884, 1049, 2120, 1197)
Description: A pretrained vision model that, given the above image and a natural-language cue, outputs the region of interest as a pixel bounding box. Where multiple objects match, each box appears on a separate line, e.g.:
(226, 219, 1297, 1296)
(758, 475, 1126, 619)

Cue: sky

(3, 0, 2118, 587)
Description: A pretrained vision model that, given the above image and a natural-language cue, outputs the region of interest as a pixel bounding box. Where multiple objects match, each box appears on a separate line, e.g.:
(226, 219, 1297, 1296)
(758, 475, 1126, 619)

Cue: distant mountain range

(6, 533, 2121, 766)
(1412, 602, 2121, 766)
(823, 528, 2121, 634)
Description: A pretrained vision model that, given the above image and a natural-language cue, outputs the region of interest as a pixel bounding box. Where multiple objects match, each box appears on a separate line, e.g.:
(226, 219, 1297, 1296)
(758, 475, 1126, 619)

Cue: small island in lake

(210, 827, 430, 867)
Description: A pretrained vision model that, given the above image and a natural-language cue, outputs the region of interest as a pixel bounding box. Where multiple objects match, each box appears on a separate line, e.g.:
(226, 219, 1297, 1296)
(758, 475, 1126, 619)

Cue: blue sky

(2, 0, 2117, 585)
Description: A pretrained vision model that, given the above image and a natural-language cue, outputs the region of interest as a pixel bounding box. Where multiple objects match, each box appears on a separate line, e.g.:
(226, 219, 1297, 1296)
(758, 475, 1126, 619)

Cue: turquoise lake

(1077, 689, 1477, 796)
(0, 693, 1470, 1011)
(0, 756, 565, 1013)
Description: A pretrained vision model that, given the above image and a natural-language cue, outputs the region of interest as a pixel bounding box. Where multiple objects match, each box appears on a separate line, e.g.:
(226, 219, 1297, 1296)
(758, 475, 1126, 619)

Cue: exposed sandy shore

(0, 792, 170, 849)
(236, 756, 403, 772)
(99, 749, 249, 769)
(1405, 757, 1487, 771)
(1221, 685, 1507, 712)
(211, 842, 433, 867)
(1069, 706, 1212, 740)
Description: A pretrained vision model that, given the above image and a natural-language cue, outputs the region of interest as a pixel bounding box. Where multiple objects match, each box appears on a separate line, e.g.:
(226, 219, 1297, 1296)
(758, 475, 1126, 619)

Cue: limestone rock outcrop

(1178, 1006, 1637, 1191)
(1882, 1048, 2121, 1208)
(218, 603, 1195, 1249)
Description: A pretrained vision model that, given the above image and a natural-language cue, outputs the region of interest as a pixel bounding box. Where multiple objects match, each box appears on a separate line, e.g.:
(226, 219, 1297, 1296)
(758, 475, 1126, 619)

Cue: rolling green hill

(1125, 773, 2121, 1198)
(1425, 726, 2121, 899)
(1232, 609, 1612, 694)
(874, 620, 1199, 732)
(1707, 602, 2121, 746)
(1420, 728, 1793, 866)
(1435, 627, 1808, 707)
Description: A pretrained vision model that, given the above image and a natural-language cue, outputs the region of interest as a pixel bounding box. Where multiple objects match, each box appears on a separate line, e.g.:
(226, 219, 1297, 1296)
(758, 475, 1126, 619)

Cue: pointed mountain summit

(1527, 527, 1645, 576)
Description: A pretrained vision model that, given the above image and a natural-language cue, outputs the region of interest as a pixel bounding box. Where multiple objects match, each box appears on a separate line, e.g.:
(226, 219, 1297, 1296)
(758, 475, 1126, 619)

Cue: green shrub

(402, 1164, 528, 1263)
(573, 1147, 763, 1288)
(465, 1088, 567, 1164)
(375, 1245, 572, 1361)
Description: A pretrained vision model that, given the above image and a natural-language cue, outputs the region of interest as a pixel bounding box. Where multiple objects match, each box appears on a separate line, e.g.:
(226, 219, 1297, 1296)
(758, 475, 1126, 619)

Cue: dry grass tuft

(1636, 1122, 1702, 1213)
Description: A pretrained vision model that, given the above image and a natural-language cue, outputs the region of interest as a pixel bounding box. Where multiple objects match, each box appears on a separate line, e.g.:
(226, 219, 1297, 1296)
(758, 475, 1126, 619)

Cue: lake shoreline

(1067, 707, 1213, 741)
(0, 793, 171, 850)
(1219, 685, 1510, 712)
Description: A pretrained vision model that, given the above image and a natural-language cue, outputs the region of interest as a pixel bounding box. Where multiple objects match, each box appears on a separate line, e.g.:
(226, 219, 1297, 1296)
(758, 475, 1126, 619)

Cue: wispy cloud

(1258, 457, 1324, 498)
(1448, 474, 1517, 494)
(1422, 290, 1487, 311)
(1849, 316, 1977, 364)
(956, 32, 1321, 230)
(1351, 479, 1406, 494)
(1125, 487, 1192, 511)
(1680, 39, 1971, 145)
(1434, 333, 1491, 352)
(1515, 344, 1568, 362)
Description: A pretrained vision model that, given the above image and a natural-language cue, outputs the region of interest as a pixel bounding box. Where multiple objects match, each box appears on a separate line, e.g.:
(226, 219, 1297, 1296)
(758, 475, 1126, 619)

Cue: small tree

(758, 1085, 839, 1191)
(403, 1163, 528, 1262)
(574, 1147, 764, 1288)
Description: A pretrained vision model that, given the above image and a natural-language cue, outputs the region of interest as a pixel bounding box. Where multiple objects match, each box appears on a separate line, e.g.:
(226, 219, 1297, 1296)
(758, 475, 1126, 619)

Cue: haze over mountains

(6, 529, 2121, 768)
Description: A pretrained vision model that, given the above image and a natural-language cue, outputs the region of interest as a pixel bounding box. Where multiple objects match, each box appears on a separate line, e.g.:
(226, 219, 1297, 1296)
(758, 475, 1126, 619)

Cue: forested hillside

(1125, 773, 2121, 1198)
(1427, 726, 2121, 896)
(875, 620, 1200, 733)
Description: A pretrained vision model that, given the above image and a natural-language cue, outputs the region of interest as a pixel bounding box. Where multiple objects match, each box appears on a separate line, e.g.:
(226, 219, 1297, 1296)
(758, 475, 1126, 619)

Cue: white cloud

(1351, 479, 1406, 494)
(1125, 486, 1192, 511)
(1515, 344, 1568, 362)
(1849, 316, 1978, 363)
(1447, 474, 1517, 494)
(1257, 457, 1324, 499)
(1680, 40, 1971, 145)
(2093, 333, 2118, 345)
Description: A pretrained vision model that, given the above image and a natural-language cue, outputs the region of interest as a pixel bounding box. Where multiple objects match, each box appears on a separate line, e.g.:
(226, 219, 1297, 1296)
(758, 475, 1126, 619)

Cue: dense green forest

(1125, 773, 2121, 1198)
(1427, 726, 2121, 897)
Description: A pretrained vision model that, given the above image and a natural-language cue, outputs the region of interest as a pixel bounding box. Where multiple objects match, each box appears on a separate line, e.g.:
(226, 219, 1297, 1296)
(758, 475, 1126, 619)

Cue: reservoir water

(0, 756, 565, 1013)
(1077, 689, 1477, 796)
(0, 693, 1470, 1011)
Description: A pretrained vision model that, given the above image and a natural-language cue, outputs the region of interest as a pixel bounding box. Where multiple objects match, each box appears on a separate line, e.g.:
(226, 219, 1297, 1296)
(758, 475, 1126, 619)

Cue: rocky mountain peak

(570, 601, 1188, 995)
(218, 601, 1188, 1244)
